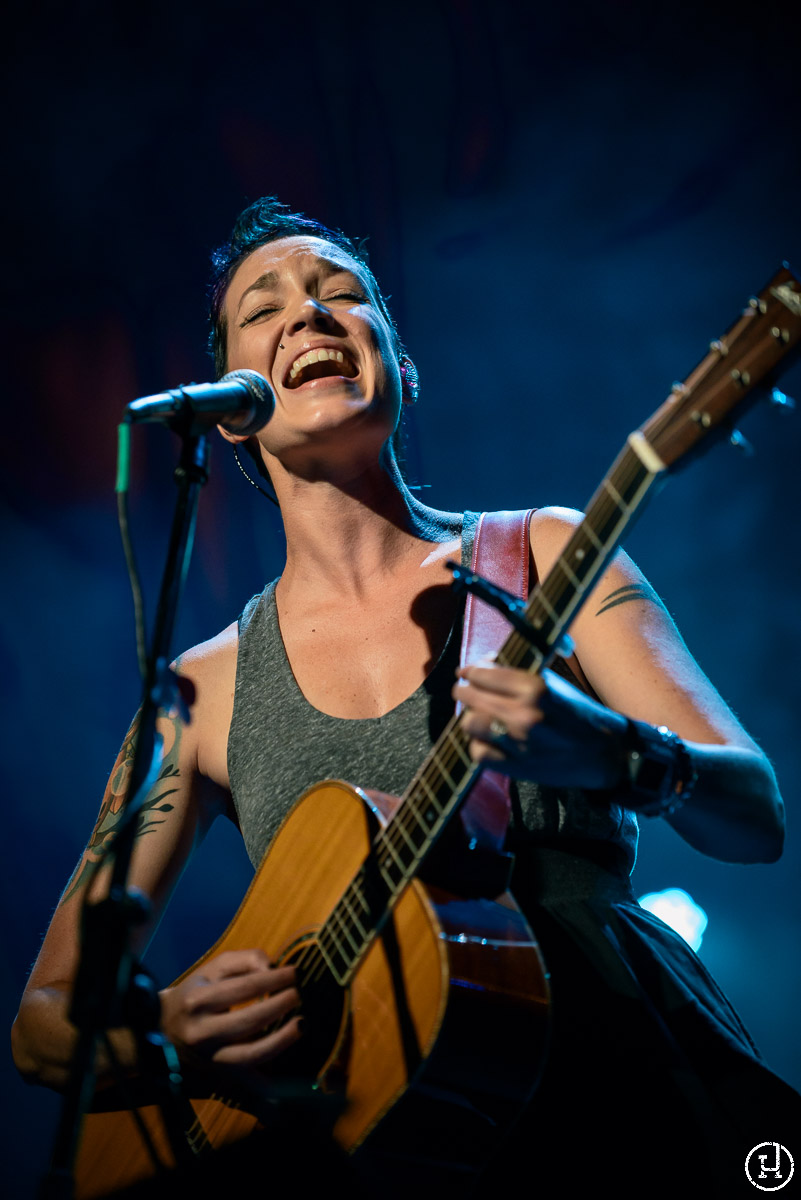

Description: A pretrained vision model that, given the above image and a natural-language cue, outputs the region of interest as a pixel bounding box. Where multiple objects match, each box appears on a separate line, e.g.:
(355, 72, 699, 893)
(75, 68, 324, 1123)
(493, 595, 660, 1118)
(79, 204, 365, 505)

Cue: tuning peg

(770, 387, 796, 412)
(729, 429, 755, 455)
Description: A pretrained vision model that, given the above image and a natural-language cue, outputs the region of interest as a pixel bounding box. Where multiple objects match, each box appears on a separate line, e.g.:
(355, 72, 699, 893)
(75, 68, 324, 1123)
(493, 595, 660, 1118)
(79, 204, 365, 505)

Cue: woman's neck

(270, 455, 461, 601)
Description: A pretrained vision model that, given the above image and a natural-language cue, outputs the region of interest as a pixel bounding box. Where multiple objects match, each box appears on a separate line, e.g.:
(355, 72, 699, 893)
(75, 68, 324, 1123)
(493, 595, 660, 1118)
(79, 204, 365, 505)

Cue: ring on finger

(488, 718, 508, 740)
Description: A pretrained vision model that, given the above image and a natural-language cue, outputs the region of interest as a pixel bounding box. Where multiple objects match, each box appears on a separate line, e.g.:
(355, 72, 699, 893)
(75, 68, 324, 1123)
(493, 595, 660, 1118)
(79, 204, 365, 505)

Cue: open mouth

(284, 347, 359, 388)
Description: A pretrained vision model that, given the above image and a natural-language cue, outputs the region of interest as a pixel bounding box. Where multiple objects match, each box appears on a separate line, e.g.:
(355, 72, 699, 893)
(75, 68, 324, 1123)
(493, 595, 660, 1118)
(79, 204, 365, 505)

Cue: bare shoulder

(529, 504, 650, 596)
(173, 621, 239, 785)
(528, 505, 585, 577)
(175, 621, 239, 689)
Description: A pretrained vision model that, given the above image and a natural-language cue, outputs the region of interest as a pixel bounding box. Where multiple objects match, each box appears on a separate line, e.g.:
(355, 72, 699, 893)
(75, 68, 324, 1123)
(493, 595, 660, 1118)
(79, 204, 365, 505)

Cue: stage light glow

(638, 887, 708, 952)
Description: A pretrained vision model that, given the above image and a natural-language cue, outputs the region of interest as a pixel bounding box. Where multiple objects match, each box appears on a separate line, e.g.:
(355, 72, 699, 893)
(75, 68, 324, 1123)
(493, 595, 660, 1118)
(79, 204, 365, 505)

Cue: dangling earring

(232, 444, 280, 507)
(399, 355, 420, 403)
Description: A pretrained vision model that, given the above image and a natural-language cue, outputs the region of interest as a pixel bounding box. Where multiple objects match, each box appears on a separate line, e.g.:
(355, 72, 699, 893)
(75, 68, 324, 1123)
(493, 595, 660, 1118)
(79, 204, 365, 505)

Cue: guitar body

(74, 781, 550, 1198)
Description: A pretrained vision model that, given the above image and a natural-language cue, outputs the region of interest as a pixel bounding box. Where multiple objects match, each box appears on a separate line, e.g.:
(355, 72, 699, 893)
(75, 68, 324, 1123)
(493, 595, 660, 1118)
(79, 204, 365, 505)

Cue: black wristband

(618, 719, 698, 818)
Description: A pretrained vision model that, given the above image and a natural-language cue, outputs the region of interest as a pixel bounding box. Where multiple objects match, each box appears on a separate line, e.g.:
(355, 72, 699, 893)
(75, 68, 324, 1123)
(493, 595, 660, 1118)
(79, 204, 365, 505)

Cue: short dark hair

(207, 197, 410, 496)
(208, 196, 401, 378)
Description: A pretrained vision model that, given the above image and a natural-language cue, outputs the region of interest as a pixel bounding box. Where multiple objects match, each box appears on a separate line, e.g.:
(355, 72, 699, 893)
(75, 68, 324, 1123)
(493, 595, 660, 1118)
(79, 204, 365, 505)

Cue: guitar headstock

(640, 264, 800, 472)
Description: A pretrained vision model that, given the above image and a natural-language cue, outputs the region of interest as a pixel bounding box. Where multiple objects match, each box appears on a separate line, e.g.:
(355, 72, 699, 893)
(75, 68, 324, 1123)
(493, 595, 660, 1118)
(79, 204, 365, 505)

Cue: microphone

(126, 369, 274, 435)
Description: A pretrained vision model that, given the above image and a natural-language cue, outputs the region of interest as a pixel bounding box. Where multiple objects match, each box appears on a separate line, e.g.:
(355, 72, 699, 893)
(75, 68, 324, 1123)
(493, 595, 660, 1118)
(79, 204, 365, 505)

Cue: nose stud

(279, 343, 285, 349)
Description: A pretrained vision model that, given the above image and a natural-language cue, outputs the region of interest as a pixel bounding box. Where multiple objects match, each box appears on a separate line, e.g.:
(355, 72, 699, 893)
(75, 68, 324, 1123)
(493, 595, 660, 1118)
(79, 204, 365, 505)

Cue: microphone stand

(41, 424, 212, 1199)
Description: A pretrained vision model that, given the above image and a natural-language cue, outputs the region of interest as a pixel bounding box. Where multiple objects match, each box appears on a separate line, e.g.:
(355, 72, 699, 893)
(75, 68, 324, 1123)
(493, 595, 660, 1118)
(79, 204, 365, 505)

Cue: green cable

(115, 420, 147, 678)
(116, 422, 131, 494)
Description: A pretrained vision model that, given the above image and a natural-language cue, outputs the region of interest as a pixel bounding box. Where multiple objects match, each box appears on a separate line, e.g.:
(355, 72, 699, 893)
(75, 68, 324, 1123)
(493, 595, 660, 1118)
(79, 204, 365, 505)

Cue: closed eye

(240, 306, 280, 326)
(240, 291, 367, 327)
(325, 291, 367, 303)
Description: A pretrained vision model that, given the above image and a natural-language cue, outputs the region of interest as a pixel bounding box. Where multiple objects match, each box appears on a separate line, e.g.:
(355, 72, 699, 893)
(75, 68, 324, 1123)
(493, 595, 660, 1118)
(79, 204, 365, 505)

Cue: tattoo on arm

(61, 709, 182, 904)
(595, 582, 665, 617)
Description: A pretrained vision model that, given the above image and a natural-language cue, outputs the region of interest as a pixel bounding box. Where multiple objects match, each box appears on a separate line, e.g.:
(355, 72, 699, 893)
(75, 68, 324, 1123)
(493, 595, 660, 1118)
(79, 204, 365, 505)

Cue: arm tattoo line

(595, 582, 664, 617)
(61, 710, 183, 905)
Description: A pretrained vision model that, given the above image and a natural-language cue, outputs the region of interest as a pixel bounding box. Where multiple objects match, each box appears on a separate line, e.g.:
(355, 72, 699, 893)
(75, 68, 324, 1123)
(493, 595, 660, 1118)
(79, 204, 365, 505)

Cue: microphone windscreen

(218, 370, 275, 435)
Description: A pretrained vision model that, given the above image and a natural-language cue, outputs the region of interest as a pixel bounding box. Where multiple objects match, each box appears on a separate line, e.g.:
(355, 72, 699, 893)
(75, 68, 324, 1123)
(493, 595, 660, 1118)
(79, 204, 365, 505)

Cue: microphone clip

(446, 562, 540, 644)
(446, 562, 575, 661)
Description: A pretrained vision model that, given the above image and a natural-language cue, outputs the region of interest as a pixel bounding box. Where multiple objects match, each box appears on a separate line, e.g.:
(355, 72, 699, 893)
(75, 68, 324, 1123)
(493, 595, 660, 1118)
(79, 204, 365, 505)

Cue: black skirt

(484, 844, 801, 1198)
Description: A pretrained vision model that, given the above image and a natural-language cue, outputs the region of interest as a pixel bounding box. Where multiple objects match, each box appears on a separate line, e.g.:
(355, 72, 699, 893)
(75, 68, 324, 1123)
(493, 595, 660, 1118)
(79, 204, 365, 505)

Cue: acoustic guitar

(73, 264, 801, 1197)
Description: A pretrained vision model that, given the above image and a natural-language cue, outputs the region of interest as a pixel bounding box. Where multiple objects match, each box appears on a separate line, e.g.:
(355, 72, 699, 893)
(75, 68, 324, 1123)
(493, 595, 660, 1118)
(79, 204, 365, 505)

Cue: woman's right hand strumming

(159, 949, 302, 1076)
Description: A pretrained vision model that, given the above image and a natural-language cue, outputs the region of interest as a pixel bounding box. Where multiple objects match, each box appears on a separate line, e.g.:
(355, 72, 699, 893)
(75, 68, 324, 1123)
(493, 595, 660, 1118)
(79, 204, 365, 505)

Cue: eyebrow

(235, 259, 364, 314)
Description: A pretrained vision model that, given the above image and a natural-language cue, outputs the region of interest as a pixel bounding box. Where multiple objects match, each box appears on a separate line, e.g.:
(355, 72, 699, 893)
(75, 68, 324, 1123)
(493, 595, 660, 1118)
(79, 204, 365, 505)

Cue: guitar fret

(615, 463, 652, 506)
(527, 603, 550, 630)
(316, 931, 350, 982)
(603, 476, 628, 511)
(536, 591, 559, 621)
(570, 551, 597, 583)
(328, 902, 361, 957)
(397, 781, 452, 849)
(496, 645, 516, 667)
(405, 789, 438, 836)
(414, 772, 441, 803)
(393, 813, 421, 855)
(430, 745, 458, 789)
(413, 775, 446, 825)
(381, 866, 404, 898)
(324, 919, 354, 969)
(499, 642, 540, 672)
(343, 864, 391, 938)
(542, 593, 578, 638)
(590, 503, 628, 548)
(384, 831, 413, 873)
(349, 879, 371, 916)
(342, 883, 370, 937)
(450, 735, 474, 771)
(410, 821, 441, 854)
(557, 555, 582, 588)
(540, 581, 574, 621)
(377, 841, 406, 891)
(583, 522, 604, 550)
(571, 536, 594, 563)
(410, 772, 448, 830)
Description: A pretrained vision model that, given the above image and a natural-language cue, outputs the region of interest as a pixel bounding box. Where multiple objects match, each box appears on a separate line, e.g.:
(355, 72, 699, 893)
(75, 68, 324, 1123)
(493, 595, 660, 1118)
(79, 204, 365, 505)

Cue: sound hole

(271, 938, 350, 1104)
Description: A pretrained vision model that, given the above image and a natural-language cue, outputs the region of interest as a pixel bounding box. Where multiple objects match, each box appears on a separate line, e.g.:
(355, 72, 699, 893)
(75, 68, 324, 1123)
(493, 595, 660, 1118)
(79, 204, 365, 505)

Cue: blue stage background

(2, 3, 799, 1194)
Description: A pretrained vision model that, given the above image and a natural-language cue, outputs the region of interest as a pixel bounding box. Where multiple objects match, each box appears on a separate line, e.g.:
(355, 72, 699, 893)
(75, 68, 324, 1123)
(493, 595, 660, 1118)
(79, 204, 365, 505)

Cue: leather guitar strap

(456, 509, 535, 855)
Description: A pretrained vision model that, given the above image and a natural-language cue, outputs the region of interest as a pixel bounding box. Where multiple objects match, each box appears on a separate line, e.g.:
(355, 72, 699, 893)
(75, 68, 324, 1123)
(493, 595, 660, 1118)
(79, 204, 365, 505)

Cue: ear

(216, 425, 252, 445)
(399, 354, 420, 404)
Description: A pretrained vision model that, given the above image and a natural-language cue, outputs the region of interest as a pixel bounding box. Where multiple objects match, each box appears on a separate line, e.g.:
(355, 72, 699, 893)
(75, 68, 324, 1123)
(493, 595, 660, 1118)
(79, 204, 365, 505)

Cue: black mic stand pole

(41, 423, 211, 1199)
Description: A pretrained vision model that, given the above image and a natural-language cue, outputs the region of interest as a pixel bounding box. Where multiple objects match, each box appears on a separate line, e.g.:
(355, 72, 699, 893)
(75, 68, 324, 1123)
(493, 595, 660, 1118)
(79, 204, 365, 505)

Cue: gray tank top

(227, 512, 638, 872)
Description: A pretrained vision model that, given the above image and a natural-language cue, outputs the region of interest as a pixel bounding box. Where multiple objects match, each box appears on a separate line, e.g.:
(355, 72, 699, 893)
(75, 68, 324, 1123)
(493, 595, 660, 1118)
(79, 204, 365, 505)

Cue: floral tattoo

(61, 709, 182, 904)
